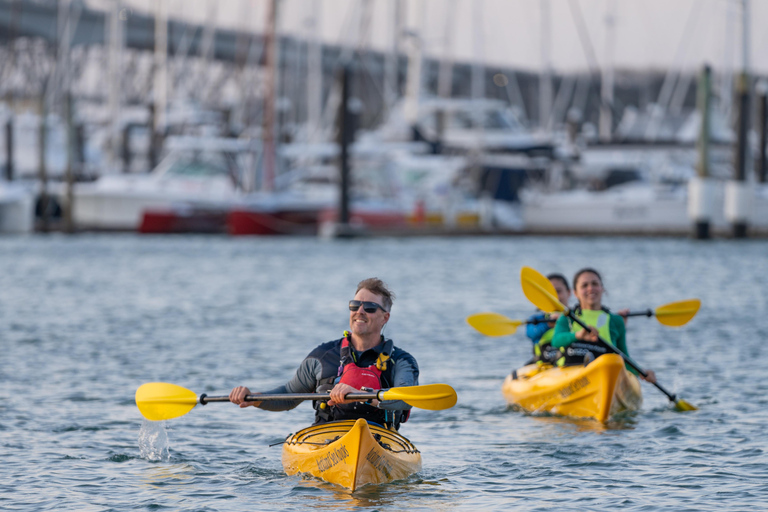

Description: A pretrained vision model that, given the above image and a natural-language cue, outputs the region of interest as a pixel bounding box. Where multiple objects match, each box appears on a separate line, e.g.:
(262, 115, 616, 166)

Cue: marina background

(0, 0, 767, 237)
(3, 235, 767, 510)
(2, 1, 768, 509)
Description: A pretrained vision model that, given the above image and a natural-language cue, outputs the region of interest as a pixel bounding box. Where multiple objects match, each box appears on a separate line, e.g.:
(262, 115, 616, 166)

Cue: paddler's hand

(642, 369, 657, 384)
(547, 312, 561, 328)
(229, 386, 262, 408)
(328, 383, 379, 407)
(575, 326, 599, 343)
(617, 308, 630, 325)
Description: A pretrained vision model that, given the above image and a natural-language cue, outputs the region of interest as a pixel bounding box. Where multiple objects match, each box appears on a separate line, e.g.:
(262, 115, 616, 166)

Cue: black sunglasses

(349, 300, 387, 314)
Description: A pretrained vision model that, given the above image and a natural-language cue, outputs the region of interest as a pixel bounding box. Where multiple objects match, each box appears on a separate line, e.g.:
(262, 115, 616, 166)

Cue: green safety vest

(570, 309, 613, 344)
(557, 309, 614, 366)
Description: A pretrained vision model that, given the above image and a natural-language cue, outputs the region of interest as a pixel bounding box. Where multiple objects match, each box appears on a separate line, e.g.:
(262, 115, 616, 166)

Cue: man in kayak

(229, 278, 419, 430)
(525, 273, 571, 365)
(551, 268, 657, 383)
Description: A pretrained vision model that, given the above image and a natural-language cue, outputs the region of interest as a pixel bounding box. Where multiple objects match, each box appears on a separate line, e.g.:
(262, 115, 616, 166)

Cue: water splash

(138, 420, 171, 461)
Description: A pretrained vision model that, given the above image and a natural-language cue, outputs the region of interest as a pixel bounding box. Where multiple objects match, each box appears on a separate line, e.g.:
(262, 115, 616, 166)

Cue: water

(2, 234, 767, 511)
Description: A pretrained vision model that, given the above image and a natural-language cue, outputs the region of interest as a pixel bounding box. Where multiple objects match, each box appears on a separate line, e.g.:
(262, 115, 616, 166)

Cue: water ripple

(2, 235, 768, 511)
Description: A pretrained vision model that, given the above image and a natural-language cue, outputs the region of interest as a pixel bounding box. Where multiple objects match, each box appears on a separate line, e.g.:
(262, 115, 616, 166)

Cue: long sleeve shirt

(257, 338, 419, 412)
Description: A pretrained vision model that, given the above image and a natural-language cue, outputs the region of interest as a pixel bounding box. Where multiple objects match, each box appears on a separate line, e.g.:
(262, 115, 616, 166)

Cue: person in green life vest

(525, 273, 571, 365)
(551, 268, 657, 384)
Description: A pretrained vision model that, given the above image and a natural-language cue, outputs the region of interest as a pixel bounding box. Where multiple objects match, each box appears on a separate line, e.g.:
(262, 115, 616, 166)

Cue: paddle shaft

(199, 392, 380, 405)
(567, 313, 682, 404)
(625, 309, 654, 318)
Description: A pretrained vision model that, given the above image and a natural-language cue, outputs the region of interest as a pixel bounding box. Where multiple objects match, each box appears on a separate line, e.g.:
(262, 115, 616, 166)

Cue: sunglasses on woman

(349, 300, 387, 313)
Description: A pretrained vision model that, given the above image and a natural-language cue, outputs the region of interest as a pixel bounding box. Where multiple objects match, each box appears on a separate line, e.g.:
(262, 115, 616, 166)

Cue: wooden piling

(757, 80, 767, 184)
(5, 117, 13, 181)
(63, 93, 75, 234)
(38, 97, 49, 233)
(727, 72, 751, 238)
(690, 64, 713, 240)
(338, 65, 352, 227)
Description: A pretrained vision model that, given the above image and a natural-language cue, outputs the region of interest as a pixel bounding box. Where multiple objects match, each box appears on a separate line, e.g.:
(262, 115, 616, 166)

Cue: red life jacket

(337, 334, 392, 390)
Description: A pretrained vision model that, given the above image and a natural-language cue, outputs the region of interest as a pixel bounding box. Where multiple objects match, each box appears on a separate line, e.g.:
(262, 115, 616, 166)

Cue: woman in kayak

(525, 273, 571, 365)
(551, 268, 657, 383)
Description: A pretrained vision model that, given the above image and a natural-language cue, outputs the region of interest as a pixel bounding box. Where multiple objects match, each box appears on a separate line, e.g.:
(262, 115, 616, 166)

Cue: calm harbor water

(2, 234, 767, 511)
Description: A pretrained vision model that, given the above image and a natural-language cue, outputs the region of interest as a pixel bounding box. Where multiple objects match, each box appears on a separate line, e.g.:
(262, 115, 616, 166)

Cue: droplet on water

(139, 420, 170, 461)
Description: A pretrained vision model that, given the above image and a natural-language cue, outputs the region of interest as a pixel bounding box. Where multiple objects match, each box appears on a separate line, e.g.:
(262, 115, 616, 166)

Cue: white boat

(520, 145, 768, 235)
(0, 180, 35, 234)
(522, 181, 714, 235)
(361, 97, 553, 157)
(71, 137, 254, 231)
(229, 147, 488, 235)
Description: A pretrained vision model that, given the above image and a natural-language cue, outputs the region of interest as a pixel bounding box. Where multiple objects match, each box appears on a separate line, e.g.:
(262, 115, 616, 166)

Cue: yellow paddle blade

(467, 313, 524, 337)
(380, 384, 457, 411)
(654, 299, 701, 327)
(520, 266, 567, 314)
(135, 382, 199, 421)
(674, 398, 698, 411)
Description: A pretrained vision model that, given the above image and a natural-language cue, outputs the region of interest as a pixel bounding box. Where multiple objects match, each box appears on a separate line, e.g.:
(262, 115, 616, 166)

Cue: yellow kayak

(282, 418, 421, 491)
(501, 353, 642, 422)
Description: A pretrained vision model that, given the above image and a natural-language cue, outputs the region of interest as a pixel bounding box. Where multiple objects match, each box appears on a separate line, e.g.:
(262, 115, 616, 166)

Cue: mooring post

(338, 65, 352, 228)
(757, 80, 767, 184)
(688, 64, 714, 239)
(5, 116, 13, 181)
(725, 72, 752, 238)
(38, 96, 50, 233)
(63, 93, 75, 234)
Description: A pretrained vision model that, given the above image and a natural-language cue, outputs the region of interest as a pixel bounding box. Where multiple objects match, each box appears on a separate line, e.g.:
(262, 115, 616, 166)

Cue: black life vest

(312, 332, 409, 429)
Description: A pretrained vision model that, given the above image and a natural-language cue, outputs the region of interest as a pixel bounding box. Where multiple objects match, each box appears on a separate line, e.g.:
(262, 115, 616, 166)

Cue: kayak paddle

(624, 299, 701, 327)
(468, 299, 700, 338)
(136, 382, 458, 421)
(520, 266, 698, 412)
(466, 313, 551, 337)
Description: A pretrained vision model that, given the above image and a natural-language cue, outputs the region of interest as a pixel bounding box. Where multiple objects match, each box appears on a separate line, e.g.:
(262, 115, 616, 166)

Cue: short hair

(356, 277, 395, 312)
(546, 272, 570, 291)
(573, 268, 603, 290)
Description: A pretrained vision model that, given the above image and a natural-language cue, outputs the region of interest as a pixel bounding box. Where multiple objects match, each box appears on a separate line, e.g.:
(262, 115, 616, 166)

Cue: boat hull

(282, 418, 421, 491)
(501, 354, 642, 422)
(139, 208, 229, 234)
(227, 208, 320, 235)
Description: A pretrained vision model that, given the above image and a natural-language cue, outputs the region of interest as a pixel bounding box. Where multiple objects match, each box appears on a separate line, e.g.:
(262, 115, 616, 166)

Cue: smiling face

(574, 271, 604, 310)
(550, 278, 571, 307)
(349, 288, 390, 340)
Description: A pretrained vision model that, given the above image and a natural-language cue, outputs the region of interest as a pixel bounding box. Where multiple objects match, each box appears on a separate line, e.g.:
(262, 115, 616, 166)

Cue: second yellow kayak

(501, 353, 642, 422)
(282, 418, 421, 491)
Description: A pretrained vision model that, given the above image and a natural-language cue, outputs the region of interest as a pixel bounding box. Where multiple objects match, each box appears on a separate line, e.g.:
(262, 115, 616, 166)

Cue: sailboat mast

(307, 0, 322, 143)
(437, 0, 456, 99)
(539, 0, 552, 130)
(153, 0, 167, 139)
(262, 0, 278, 192)
(599, 0, 615, 142)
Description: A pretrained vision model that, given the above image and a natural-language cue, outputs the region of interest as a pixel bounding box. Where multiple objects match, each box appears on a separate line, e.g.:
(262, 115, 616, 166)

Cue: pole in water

(326, 65, 364, 239)
(38, 95, 49, 233)
(757, 79, 767, 184)
(690, 64, 713, 240)
(5, 116, 13, 181)
(339, 65, 351, 227)
(64, 93, 75, 234)
(725, 71, 752, 238)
